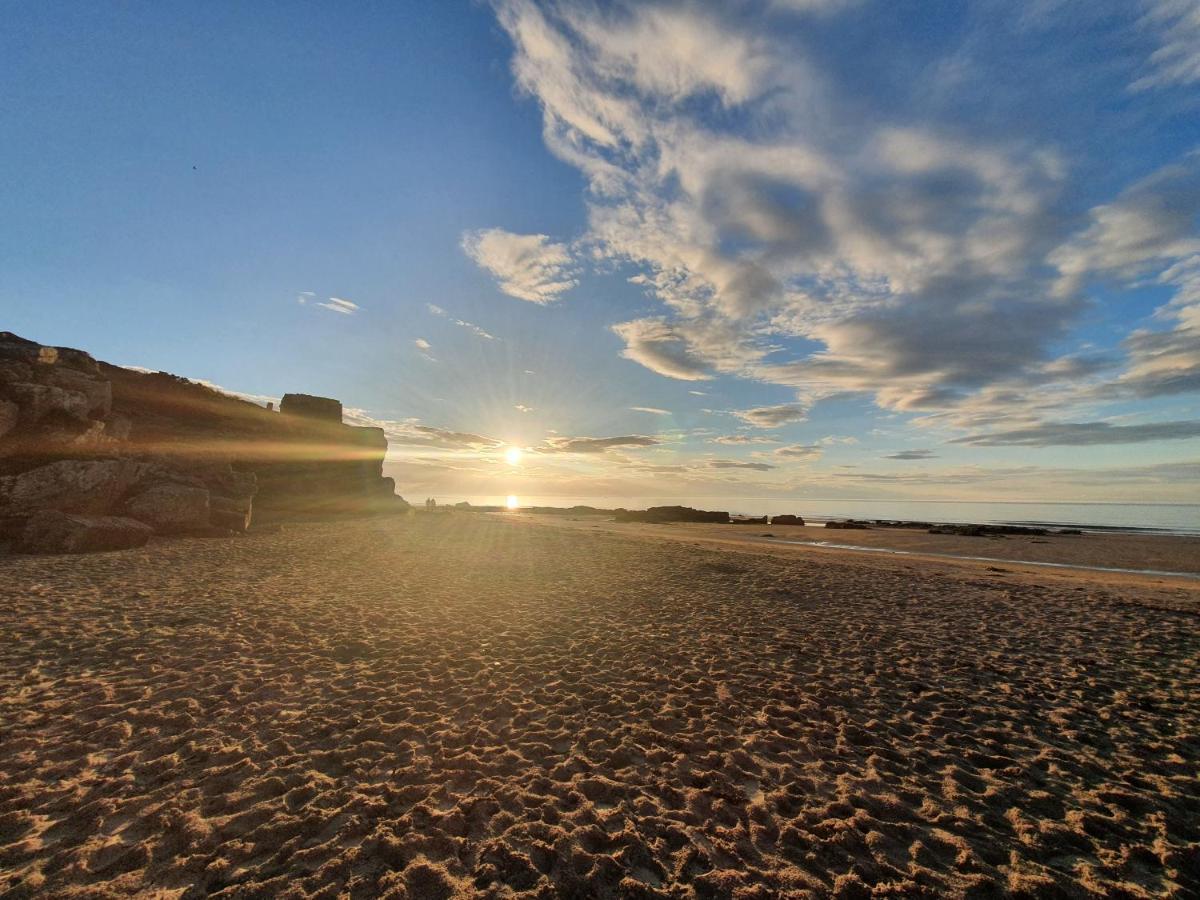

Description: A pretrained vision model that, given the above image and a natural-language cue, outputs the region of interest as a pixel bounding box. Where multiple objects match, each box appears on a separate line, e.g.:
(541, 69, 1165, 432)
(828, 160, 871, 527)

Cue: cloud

(490, 0, 1086, 421)
(1131, 0, 1200, 91)
(350, 416, 505, 452)
(461, 228, 577, 303)
(539, 435, 659, 453)
(515, 404, 534, 412)
(732, 403, 808, 427)
(952, 419, 1200, 447)
(414, 338, 435, 361)
(297, 291, 314, 305)
(426, 303, 498, 340)
(630, 406, 670, 415)
(317, 297, 360, 315)
(884, 449, 938, 460)
(708, 459, 774, 471)
(773, 443, 823, 459)
(488, 0, 1200, 472)
(611, 319, 715, 381)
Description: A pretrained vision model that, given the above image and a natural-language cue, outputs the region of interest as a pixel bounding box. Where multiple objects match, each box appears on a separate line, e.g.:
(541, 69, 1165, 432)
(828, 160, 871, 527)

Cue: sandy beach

(2, 513, 1198, 897)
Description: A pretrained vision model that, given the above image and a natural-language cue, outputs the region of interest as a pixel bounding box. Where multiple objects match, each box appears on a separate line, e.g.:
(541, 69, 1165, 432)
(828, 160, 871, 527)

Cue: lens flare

(505, 447, 523, 465)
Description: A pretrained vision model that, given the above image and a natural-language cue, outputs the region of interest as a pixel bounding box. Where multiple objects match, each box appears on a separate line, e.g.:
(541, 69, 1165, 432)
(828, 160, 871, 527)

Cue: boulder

(17, 510, 152, 554)
(771, 514, 805, 526)
(4, 459, 138, 515)
(210, 494, 253, 532)
(732, 515, 768, 525)
(280, 393, 342, 423)
(6, 382, 91, 425)
(122, 484, 211, 533)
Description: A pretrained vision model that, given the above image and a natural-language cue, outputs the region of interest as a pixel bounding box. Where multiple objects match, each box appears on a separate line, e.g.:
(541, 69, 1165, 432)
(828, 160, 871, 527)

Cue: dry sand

(1, 513, 1197, 898)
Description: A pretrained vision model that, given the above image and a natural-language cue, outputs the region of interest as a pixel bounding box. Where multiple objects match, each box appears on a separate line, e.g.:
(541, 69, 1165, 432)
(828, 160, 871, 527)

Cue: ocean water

(444, 496, 1200, 536)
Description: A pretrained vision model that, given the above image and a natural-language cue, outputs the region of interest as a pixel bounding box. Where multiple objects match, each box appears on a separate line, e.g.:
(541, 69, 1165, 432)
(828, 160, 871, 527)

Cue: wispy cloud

(426, 303, 497, 340)
(317, 297, 360, 315)
(952, 420, 1200, 447)
(1131, 0, 1200, 91)
(708, 459, 774, 471)
(711, 434, 778, 445)
(884, 449, 938, 460)
(732, 403, 808, 427)
(414, 337, 435, 360)
(774, 444, 823, 460)
(461, 228, 577, 303)
(630, 406, 670, 415)
(539, 435, 659, 453)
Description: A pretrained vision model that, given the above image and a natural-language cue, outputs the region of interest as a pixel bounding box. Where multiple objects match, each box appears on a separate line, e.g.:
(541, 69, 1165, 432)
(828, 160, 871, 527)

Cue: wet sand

(1, 513, 1198, 897)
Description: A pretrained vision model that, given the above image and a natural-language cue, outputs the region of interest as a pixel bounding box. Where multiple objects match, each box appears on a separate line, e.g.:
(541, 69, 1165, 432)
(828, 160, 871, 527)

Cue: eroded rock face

(122, 483, 211, 533)
(0, 401, 17, 440)
(18, 510, 153, 554)
(4, 460, 139, 515)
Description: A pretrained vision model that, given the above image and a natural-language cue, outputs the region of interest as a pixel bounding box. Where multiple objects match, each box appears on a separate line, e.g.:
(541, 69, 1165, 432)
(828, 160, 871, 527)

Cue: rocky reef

(613, 505, 730, 524)
(0, 331, 406, 553)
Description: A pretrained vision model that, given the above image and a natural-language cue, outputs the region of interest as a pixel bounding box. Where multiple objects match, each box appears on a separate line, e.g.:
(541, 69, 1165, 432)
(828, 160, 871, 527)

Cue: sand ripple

(1, 515, 1197, 897)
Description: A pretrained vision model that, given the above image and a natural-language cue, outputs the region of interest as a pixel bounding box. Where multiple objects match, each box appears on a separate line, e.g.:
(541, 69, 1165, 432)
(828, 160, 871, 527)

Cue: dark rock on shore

(826, 520, 870, 530)
(732, 515, 768, 525)
(614, 506, 730, 524)
(928, 524, 1049, 537)
(770, 514, 805, 526)
(18, 510, 153, 554)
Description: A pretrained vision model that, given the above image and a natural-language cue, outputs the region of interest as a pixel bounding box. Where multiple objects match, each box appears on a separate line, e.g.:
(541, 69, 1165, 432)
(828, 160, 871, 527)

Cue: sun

(504, 446, 523, 465)
(506, 495, 519, 510)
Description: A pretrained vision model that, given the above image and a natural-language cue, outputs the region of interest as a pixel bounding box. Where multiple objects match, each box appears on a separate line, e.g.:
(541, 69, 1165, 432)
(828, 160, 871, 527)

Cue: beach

(2, 512, 1198, 897)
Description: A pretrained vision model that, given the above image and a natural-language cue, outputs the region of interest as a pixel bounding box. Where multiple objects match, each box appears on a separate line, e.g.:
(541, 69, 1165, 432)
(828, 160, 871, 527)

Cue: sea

(440, 496, 1200, 536)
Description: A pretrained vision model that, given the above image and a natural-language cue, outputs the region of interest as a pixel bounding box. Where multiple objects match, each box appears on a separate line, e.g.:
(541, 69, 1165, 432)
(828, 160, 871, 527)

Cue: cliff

(0, 331, 407, 552)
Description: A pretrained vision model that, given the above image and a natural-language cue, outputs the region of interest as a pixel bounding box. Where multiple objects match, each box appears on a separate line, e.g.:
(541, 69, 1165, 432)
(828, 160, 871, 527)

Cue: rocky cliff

(0, 331, 407, 552)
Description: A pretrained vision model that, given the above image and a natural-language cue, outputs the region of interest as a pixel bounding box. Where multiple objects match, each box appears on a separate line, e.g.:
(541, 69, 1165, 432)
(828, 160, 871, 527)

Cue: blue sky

(4, 0, 1200, 504)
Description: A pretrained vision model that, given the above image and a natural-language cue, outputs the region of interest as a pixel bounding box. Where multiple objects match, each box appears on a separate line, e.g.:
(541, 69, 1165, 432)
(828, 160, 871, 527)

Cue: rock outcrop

(1, 331, 407, 553)
(770, 514, 805, 526)
(825, 520, 870, 530)
(614, 506, 730, 524)
(732, 515, 768, 525)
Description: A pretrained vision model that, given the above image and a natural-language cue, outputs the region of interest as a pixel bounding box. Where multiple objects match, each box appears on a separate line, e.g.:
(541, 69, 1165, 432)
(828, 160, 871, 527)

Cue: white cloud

(630, 406, 670, 415)
(317, 297, 360, 315)
(461, 227, 577, 303)
(414, 338, 435, 361)
(488, 0, 1200, 457)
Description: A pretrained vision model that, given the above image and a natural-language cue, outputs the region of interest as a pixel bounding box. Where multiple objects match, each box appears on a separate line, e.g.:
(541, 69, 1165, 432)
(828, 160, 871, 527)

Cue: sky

(4, 0, 1200, 507)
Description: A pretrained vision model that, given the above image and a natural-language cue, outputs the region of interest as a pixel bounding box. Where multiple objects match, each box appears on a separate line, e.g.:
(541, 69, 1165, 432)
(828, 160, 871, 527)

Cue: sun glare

(506, 495, 519, 510)
(504, 446, 523, 465)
